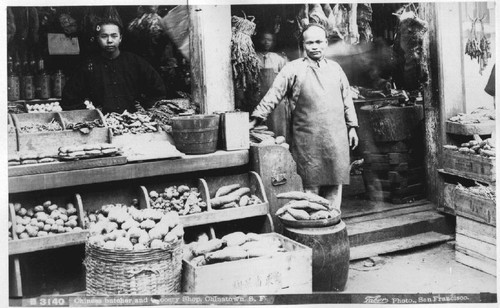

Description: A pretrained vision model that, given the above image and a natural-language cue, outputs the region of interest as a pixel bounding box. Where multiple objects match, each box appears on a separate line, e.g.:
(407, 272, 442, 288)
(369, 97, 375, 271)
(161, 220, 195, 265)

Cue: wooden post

(419, 3, 443, 206)
(189, 5, 234, 114)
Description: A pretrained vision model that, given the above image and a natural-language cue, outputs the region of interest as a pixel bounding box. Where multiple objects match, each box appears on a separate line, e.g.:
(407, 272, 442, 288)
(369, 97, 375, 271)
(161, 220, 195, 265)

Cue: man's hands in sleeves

(348, 127, 358, 150)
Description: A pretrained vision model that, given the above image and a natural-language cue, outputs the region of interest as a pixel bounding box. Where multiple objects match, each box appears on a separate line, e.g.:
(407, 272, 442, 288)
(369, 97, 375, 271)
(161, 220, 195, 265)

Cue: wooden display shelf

(9, 231, 89, 255)
(141, 172, 270, 228)
(9, 150, 249, 193)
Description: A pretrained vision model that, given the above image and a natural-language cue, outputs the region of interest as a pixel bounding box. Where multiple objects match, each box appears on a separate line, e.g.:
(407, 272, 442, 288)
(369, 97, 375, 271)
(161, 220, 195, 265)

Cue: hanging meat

(357, 3, 373, 43)
(128, 6, 165, 65)
(331, 4, 349, 40)
(393, 8, 429, 90)
(347, 4, 359, 45)
(231, 14, 260, 102)
(309, 3, 329, 29)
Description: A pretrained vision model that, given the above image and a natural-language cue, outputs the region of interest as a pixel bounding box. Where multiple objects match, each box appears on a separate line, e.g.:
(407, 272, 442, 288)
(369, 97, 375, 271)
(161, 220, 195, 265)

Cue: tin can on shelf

(21, 75, 35, 100)
(52, 70, 66, 98)
(36, 74, 51, 99)
(8, 76, 20, 101)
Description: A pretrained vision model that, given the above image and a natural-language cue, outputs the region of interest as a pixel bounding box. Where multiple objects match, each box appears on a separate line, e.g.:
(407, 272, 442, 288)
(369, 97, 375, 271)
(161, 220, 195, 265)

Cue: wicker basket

(84, 239, 182, 295)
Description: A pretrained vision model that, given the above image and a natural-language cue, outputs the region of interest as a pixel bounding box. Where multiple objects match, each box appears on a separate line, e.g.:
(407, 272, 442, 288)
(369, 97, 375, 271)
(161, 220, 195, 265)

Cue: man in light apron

(256, 31, 290, 144)
(250, 23, 359, 209)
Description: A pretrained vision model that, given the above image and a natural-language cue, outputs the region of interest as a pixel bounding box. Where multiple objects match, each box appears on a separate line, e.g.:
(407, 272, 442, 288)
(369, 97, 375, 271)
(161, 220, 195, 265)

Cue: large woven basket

(84, 239, 182, 295)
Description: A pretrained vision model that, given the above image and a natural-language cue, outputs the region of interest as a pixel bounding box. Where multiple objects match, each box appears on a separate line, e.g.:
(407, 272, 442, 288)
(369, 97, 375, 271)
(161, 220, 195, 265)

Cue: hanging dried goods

(465, 17, 491, 74)
(231, 15, 260, 96)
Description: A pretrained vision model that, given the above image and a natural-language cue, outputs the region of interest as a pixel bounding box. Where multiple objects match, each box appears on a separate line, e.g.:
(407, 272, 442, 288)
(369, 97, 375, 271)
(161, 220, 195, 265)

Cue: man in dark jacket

(62, 20, 166, 114)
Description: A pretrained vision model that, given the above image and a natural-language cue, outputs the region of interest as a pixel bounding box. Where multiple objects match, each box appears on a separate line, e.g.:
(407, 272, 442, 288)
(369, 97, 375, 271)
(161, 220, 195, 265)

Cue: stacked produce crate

(439, 108, 496, 276)
(357, 103, 425, 203)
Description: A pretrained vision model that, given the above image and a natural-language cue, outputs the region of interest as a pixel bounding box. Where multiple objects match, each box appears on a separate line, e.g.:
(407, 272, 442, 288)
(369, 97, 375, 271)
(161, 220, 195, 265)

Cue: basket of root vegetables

(275, 191, 341, 228)
(84, 204, 184, 295)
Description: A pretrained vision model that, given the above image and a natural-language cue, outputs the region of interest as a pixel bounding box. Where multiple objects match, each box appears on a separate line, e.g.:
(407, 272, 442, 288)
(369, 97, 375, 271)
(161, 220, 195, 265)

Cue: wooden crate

(454, 189, 496, 226)
(445, 120, 495, 136)
(11, 110, 111, 155)
(219, 111, 250, 151)
(442, 148, 495, 183)
(456, 248, 496, 276)
(182, 233, 312, 294)
(456, 216, 495, 245)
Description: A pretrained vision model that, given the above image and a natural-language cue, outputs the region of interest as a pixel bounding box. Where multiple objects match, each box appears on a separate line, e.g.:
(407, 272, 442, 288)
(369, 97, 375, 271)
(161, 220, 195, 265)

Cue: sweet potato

(215, 184, 241, 197)
(309, 210, 332, 220)
(277, 191, 331, 207)
(286, 208, 310, 220)
(192, 238, 224, 256)
(205, 246, 248, 263)
(279, 212, 296, 221)
(210, 187, 251, 208)
(222, 231, 247, 247)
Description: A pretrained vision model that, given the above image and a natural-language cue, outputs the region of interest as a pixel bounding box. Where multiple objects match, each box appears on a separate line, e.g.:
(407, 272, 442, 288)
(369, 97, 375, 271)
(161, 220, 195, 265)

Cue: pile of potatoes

(87, 204, 184, 251)
(11, 201, 83, 239)
(187, 232, 285, 266)
(148, 185, 207, 215)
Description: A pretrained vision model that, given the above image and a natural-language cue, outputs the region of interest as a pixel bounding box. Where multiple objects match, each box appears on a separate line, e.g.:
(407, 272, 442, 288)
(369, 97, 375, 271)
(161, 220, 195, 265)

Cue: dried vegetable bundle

(231, 15, 260, 94)
(465, 17, 491, 74)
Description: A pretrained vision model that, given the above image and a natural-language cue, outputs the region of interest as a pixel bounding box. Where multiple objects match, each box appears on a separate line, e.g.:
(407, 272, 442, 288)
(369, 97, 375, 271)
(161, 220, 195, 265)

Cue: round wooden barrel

(283, 221, 350, 292)
(171, 115, 220, 154)
(358, 105, 423, 143)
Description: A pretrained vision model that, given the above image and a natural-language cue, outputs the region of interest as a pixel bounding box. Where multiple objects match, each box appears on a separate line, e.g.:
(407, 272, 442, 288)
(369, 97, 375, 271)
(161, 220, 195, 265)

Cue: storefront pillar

(189, 5, 234, 114)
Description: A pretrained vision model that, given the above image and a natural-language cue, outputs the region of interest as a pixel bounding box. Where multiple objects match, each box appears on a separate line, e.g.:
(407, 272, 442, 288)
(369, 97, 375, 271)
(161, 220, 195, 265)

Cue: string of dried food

(231, 15, 260, 94)
(465, 17, 491, 74)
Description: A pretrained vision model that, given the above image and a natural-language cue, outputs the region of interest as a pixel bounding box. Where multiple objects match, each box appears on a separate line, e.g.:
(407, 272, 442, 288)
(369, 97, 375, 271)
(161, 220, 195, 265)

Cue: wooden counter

(9, 150, 249, 193)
